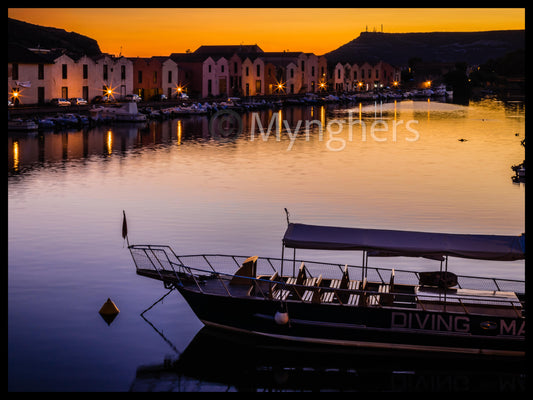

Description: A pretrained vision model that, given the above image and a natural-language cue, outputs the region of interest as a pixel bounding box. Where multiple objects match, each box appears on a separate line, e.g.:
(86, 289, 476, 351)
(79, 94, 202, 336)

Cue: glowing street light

(10, 89, 21, 104)
(275, 79, 286, 94)
(102, 85, 117, 101)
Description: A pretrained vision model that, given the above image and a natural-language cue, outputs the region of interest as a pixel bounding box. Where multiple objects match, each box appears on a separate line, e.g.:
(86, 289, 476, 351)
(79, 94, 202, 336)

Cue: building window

(256, 64, 260, 77)
(62, 64, 68, 79)
(311, 66, 315, 76)
(221, 65, 224, 73)
(375, 69, 379, 79)
(103, 64, 108, 80)
(121, 65, 126, 81)
(234, 62, 238, 74)
(208, 64, 212, 73)
(290, 68, 294, 78)
(138, 71, 143, 84)
(38, 87, 45, 104)
(83, 64, 88, 79)
(38, 64, 45, 80)
(168, 70, 172, 83)
(301, 60, 305, 72)
(353, 71, 357, 80)
(245, 66, 249, 76)
(12, 63, 19, 80)
(153, 71, 157, 84)
(337, 69, 340, 79)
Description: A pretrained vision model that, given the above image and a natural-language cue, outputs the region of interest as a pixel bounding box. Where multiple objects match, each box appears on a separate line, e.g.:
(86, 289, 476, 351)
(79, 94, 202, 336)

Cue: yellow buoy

(99, 298, 120, 315)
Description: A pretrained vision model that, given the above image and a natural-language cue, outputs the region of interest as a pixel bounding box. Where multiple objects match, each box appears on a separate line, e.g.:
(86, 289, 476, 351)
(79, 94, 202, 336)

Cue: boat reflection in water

(130, 326, 525, 392)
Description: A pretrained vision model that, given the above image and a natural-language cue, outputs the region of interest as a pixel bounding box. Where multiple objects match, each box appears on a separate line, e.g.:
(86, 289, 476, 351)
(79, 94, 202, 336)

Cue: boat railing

(128, 245, 525, 313)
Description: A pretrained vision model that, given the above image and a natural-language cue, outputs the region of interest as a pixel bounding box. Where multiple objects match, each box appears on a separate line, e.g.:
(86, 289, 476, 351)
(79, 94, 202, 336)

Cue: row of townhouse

(170, 45, 329, 98)
(7, 43, 180, 105)
(8, 42, 400, 105)
(330, 60, 401, 92)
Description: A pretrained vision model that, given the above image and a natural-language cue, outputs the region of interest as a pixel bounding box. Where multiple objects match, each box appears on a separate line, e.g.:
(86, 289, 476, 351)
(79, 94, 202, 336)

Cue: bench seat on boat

(272, 276, 297, 301)
(321, 265, 350, 303)
(321, 278, 341, 303)
(302, 275, 322, 303)
(347, 279, 362, 306)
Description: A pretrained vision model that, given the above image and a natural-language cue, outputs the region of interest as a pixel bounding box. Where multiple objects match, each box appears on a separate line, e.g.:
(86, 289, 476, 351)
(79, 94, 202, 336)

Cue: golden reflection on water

(7, 100, 524, 238)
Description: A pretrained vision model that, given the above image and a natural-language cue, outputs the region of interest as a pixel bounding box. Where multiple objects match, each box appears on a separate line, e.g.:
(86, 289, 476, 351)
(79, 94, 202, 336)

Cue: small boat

(126, 215, 525, 357)
(93, 102, 147, 122)
(8, 119, 38, 131)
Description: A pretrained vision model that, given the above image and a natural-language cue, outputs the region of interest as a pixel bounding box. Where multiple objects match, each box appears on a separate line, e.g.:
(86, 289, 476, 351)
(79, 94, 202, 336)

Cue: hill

(325, 30, 525, 66)
(8, 18, 101, 58)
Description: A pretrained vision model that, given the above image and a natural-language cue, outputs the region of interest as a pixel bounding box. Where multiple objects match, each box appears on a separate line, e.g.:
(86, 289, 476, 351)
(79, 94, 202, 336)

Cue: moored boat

(8, 118, 38, 131)
(92, 102, 147, 122)
(126, 215, 525, 357)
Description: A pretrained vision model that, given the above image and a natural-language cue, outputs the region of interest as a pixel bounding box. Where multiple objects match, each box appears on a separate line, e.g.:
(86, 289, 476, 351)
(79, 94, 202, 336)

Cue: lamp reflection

(13, 140, 19, 172)
(177, 120, 182, 145)
(106, 130, 113, 155)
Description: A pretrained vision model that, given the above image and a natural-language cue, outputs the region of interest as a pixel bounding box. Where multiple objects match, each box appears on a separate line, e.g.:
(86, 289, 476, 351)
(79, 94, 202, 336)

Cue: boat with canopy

(126, 212, 525, 357)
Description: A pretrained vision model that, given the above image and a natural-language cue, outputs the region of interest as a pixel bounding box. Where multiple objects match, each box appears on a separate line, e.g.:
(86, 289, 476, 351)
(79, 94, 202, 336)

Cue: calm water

(8, 99, 525, 391)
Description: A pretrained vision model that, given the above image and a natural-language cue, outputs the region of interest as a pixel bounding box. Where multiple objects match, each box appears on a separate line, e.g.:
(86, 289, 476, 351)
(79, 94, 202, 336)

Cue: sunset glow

(8, 8, 525, 57)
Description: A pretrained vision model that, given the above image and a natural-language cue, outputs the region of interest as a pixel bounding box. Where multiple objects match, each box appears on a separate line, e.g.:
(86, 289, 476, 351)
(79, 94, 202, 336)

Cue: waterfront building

(171, 46, 328, 99)
(93, 54, 134, 101)
(330, 60, 401, 92)
(131, 56, 178, 100)
(8, 42, 328, 105)
(8, 43, 134, 104)
(8, 44, 63, 105)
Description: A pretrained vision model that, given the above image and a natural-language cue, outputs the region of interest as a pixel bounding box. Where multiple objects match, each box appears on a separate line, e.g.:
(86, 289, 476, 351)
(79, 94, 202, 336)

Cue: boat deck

(136, 263, 523, 318)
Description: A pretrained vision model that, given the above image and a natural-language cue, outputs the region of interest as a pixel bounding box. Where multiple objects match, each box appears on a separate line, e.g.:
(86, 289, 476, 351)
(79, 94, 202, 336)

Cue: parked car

(149, 94, 167, 101)
(124, 94, 142, 102)
(91, 95, 113, 104)
(50, 98, 71, 107)
(70, 97, 88, 105)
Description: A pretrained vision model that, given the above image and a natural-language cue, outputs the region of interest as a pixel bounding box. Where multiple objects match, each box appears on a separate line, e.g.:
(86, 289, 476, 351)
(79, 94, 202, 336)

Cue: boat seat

(347, 280, 362, 306)
(322, 265, 351, 303)
(321, 278, 341, 303)
(272, 276, 297, 301)
(229, 255, 258, 286)
(302, 275, 322, 303)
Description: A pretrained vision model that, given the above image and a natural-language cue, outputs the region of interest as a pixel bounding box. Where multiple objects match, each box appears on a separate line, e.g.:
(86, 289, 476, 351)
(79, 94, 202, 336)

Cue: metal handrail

(128, 245, 525, 297)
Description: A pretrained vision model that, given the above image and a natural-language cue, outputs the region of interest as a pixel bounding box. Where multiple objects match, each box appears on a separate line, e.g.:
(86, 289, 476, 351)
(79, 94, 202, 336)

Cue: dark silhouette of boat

(126, 215, 525, 358)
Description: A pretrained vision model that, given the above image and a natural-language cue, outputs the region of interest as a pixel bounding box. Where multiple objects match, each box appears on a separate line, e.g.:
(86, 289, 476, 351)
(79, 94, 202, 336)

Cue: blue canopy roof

(282, 223, 525, 261)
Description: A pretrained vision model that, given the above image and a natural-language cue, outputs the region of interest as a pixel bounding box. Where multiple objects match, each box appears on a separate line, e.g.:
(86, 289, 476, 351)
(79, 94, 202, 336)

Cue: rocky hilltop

(8, 18, 101, 58)
(325, 30, 525, 66)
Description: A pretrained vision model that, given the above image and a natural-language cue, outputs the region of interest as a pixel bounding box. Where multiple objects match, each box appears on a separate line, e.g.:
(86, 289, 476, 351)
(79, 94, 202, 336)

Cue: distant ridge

(8, 18, 101, 58)
(325, 30, 525, 66)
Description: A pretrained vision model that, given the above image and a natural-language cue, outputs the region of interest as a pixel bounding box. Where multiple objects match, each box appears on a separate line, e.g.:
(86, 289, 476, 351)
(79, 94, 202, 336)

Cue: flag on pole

(16, 81, 31, 88)
(122, 210, 129, 246)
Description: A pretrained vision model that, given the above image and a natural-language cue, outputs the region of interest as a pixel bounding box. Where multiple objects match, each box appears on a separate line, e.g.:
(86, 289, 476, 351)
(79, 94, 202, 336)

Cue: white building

(8, 44, 134, 104)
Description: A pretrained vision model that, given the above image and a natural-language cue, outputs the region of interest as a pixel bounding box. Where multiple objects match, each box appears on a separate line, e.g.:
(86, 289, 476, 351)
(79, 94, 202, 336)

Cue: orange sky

(8, 8, 525, 57)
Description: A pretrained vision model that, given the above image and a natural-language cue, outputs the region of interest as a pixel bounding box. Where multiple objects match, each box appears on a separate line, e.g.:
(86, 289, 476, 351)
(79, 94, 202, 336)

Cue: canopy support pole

(281, 243, 285, 278)
(361, 250, 368, 280)
(292, 248, 296, 278)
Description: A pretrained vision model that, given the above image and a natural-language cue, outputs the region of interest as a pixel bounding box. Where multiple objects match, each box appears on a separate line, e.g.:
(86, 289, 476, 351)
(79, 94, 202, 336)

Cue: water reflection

(130, 325, 526, 392)
(7, 107, 328, 175)
(7, 100, 525, 176)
